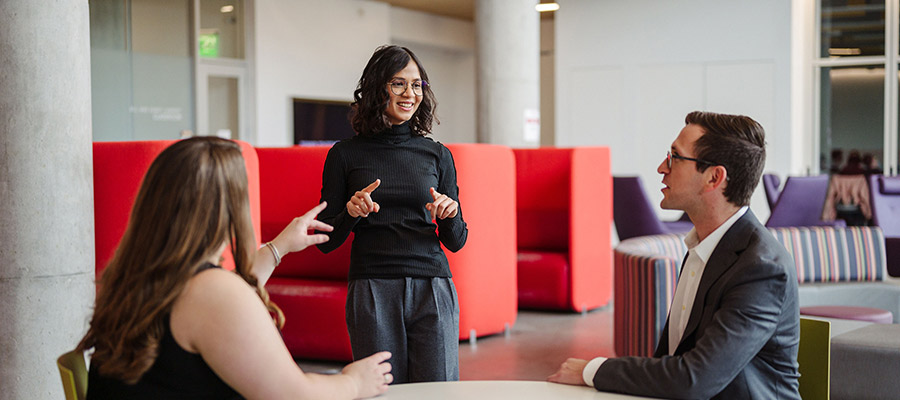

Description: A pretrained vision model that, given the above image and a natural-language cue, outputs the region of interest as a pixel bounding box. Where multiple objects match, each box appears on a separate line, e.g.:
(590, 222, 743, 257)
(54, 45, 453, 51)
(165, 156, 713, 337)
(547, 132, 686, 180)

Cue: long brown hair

(79, 137, 282, 383)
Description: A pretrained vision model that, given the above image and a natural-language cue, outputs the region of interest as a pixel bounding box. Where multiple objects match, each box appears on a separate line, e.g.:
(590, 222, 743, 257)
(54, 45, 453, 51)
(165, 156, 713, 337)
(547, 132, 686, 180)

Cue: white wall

(396, 44, 477, 143)
(254, 0, 477, 146)
(254, 0, 390, 146)
(555, 0, 794, 222)
(540, 18, 555, 146)
(391, 7, 477, 144)
(791, 0, 815, 175)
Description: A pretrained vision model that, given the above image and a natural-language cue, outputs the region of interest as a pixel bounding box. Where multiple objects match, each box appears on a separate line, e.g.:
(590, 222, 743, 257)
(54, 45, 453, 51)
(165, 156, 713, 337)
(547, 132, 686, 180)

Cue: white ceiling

(374, 0, 554, 21)
(376, 0, 475, 20)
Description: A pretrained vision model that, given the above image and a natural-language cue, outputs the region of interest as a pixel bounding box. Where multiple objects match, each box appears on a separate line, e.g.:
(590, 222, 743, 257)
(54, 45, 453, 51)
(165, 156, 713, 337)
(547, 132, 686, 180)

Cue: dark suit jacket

(594, 210, 801, 399)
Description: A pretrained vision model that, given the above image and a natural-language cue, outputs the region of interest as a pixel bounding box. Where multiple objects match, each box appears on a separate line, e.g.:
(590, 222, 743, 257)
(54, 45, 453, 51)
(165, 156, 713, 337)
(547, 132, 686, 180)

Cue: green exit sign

(199, 33, 219, 58)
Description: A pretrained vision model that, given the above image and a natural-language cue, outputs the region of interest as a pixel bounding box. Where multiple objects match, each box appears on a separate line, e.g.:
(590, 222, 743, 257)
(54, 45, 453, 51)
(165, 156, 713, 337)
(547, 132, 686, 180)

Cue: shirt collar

(373, 120, 413, 144)
(683, 206, 748, 264)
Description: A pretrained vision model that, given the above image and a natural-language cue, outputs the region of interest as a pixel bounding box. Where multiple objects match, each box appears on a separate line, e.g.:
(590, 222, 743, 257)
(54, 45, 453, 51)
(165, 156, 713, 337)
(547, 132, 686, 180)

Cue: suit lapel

(655, 249, 692, 357)
(675, 210, 759, 353)
(655, 316, 671, 357)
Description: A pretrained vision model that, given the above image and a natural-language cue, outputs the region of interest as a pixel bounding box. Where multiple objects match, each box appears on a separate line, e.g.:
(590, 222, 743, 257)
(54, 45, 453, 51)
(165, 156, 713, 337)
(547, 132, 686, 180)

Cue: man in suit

(549, 111, 800, 399)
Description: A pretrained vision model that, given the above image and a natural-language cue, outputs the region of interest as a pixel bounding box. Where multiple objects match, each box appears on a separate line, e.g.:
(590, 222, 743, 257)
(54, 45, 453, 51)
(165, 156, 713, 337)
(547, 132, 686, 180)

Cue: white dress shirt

(581, 206, 748, 387)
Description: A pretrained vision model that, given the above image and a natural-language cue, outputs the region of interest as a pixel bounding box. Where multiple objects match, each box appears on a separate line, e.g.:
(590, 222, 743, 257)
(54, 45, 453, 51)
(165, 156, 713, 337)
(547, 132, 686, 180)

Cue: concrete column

(475, 0, 540, 146)
(0, 1, 95, 398)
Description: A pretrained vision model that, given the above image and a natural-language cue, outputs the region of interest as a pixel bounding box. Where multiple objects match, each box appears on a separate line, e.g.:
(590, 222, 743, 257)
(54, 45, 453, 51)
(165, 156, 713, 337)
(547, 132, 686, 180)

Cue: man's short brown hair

(686, 111, 766, 206)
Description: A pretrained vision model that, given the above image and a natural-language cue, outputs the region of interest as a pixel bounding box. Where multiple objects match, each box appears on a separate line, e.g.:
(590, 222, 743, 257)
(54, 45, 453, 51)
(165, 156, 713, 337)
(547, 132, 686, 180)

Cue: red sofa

(257, 143, 518, 361)
(256, 146, 354, 361)
(93, 140, 517, 362)
(93, 140, 261, 276)
(513, 147, 612, 312)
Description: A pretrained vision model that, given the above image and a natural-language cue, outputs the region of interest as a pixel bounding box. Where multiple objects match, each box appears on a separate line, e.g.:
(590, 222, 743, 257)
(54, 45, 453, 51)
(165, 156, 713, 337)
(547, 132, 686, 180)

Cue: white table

(377, 381, 658, 399)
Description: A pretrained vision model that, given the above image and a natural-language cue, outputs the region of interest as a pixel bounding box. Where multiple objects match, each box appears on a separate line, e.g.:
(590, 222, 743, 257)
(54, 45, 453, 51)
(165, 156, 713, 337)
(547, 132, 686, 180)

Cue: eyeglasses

(666, 150, 718, 169)
(388, 79, 427, 96)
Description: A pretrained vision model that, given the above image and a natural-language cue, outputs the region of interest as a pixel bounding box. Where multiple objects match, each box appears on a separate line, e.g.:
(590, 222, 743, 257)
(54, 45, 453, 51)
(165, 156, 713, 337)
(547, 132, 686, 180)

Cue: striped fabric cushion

(615, 234, 688, 260)
(614, 234, 686, 357)
(769, 226, 885, 283)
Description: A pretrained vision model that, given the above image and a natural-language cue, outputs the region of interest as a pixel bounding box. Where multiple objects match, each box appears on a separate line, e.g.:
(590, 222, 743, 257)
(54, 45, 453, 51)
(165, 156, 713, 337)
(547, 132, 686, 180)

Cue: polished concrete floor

(296, 305, 616, 381)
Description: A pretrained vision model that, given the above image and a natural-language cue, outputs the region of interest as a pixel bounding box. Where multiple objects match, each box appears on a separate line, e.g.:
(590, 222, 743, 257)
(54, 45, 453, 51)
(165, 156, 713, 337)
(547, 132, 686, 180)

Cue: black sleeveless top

(86, 263, 242, 399)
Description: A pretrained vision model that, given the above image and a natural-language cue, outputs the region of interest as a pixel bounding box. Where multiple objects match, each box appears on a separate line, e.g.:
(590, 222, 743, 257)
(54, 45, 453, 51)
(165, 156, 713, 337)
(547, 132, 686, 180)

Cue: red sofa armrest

(444, 143, 518, 339)
(570, 147, 612, 311)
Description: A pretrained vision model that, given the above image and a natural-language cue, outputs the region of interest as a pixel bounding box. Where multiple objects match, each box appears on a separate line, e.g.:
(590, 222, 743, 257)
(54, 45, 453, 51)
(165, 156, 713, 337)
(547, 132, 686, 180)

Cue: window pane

(896, 71, 900, 175)
(820, 0, 885, 58)
(90, 0, 133, 141)
(89, 0, 194, 141)
(131, 0, 194, 140)
(199, 0, 244, 59)
(820, 66, 885, 174)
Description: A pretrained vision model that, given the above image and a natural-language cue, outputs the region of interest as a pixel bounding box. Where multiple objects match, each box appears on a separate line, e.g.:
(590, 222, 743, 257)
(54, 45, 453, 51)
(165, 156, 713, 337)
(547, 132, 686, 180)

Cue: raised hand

(272, 201, 333, 254)
(341, 351, 393, 398)
(347, 179, 381, 218)
(425, 187, 458, 221)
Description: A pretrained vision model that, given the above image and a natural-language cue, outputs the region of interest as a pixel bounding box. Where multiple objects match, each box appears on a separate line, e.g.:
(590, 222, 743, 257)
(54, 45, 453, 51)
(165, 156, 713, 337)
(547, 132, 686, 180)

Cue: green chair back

(57, 349, 87, 400)
(799, 317, 831, 400)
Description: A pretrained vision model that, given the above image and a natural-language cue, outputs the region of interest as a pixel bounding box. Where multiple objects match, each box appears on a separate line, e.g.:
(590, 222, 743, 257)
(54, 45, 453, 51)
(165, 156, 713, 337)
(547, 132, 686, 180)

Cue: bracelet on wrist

(265, 241, 282, 266)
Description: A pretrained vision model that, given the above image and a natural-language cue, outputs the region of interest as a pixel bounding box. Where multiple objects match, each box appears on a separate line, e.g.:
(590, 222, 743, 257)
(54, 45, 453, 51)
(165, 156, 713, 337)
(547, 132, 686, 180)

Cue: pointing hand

(347, 179, 381, 218)
(425, 187, 458, 221)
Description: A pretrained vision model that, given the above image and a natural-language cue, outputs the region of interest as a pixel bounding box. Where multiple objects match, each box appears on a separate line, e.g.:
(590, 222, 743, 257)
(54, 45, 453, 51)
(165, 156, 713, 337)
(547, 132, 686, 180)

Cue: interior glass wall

(817, 0, 895, 175)
(820, 0, 885, 57)
(89, 0, 194, 141)
(819, 66, 885, 173)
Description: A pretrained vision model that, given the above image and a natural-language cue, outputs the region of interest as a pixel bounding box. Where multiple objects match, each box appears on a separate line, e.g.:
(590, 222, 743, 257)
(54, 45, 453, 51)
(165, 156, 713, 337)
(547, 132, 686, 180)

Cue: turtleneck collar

(374, 120, 413, 144)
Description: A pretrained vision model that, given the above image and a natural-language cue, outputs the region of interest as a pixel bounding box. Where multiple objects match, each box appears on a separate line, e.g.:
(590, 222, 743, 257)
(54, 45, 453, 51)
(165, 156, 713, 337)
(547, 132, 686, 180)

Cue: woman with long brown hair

(79, 137, 392, 399)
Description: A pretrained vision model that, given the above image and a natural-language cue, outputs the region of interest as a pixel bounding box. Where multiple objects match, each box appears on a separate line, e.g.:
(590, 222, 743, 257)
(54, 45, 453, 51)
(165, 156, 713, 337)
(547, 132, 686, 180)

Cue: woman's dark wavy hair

(350, 45, 438, 136)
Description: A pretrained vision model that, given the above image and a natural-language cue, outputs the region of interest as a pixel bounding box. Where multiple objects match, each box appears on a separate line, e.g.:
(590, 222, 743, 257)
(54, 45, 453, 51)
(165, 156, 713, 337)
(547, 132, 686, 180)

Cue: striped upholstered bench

(614, 226, 899, 357)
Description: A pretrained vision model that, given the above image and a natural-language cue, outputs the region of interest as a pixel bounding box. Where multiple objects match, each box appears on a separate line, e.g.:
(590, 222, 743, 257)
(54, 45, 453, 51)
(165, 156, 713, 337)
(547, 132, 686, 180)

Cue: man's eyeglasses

(388, 79, 427, 96)
(666, 151, 718, 169)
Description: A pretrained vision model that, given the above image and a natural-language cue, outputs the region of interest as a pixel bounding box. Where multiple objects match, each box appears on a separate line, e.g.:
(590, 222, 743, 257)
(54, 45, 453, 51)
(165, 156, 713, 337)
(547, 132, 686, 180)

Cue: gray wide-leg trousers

(346, 277, 460, 384)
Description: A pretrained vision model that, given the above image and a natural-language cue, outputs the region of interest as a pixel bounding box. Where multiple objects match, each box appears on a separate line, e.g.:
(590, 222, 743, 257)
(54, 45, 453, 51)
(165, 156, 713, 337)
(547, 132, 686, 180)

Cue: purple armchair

(763, 173, 781, 211)
(868, 174, 900, 277)
(765, 175, 846, 228)
(613, 176, 693, 241)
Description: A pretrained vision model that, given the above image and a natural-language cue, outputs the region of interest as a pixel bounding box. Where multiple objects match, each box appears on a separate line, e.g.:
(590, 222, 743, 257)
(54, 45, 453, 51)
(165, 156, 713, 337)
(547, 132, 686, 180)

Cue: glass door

(194, 0, 253, 141)
(197, 67, 245, 139)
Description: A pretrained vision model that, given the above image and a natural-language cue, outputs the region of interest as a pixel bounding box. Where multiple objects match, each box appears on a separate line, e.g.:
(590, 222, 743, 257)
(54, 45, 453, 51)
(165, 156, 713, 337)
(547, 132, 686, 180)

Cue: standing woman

(79, 137, 392, 399)
(317, 45, 468, 383)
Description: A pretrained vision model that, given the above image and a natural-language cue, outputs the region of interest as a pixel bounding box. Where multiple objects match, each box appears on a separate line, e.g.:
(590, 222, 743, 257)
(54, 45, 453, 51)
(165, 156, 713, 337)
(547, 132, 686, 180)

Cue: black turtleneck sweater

(316, 122, 468, 280)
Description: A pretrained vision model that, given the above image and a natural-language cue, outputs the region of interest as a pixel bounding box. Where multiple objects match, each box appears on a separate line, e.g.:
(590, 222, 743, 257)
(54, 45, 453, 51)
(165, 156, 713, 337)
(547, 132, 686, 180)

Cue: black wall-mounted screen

(292, 98, 356, 145)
